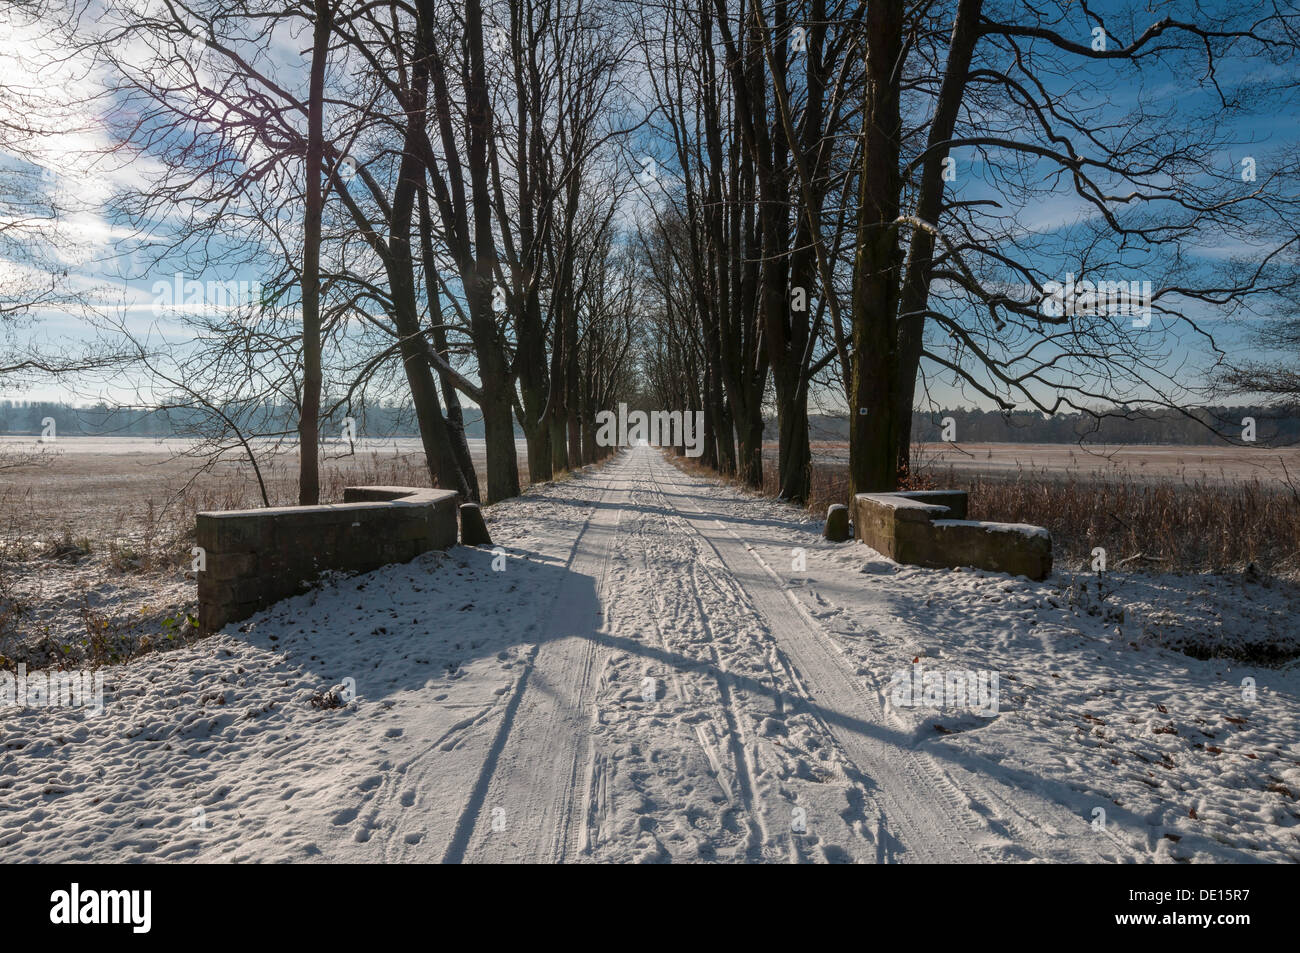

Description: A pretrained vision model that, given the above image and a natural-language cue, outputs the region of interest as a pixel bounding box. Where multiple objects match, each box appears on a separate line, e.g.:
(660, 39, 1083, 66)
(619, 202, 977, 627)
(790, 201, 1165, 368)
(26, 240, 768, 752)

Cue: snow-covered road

(4, 445, 1298, 862)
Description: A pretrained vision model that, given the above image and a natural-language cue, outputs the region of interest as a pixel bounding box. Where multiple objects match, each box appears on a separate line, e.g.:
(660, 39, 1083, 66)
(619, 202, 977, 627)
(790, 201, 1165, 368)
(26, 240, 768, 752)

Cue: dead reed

(750, 453, 1300, 578)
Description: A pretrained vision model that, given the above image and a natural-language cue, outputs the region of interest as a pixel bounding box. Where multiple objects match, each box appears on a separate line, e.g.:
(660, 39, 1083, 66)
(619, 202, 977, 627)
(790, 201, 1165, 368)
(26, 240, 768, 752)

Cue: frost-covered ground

(0, 552, 198, 670)
(711, 476, 1300, 863)
(1, 446, 1297, 862)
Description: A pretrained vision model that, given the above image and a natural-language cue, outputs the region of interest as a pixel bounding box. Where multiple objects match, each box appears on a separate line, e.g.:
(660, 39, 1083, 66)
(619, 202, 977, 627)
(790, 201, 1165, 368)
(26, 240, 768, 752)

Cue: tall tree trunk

(759, 2, 810, 503)
(471, 317, 520, 501)
(731, 134, 767, 488)
(700, 360, 718, 468)
(509, 2, 552, 485)
(384, 4, 469, 497)
(850, 0, 905, 495)
(298, 0, 331, 505)
(547, 305, 570, 472)
(564, 300, 582, 467)
(579, 350, 597, 465)
(776, 374, 811, 499)
(700, 3, 737, 477)
(708, 324, 736, 474)
(549, 411, 568, 472)
(736, 413, 765, 487)
(893, 0, 984, 479)
(465, 0, 520, 501)
(516, 287, 554, 483)
(418, 181, 480, 500)
(519, 381, 553, 482)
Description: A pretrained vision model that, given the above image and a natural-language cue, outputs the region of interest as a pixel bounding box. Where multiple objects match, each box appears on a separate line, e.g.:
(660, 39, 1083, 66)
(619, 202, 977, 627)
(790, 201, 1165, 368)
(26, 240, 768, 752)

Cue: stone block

(196, 513, 268, 554)
(823, 504, 851, 542)
(460, 503, 492, 545)
(852, 491, 1051, 580)
(196, 486, 460, 634)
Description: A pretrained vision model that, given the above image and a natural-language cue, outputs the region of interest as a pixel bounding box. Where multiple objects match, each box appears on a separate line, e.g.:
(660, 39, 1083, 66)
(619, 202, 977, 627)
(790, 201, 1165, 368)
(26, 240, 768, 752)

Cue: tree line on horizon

(5, 399, 1298, 450)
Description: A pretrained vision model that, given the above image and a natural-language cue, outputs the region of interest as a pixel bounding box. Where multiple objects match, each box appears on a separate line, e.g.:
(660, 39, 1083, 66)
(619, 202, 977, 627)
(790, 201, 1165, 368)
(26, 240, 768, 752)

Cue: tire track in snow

(641, 448, 984, 863)
(441, 459, 628, 863)
(582, 477, 782, 860)
(647, 448, 1126, 862)
(587, 543, 747, 857)
(681, 557, 779, 860)
(623, 462, 842, 861)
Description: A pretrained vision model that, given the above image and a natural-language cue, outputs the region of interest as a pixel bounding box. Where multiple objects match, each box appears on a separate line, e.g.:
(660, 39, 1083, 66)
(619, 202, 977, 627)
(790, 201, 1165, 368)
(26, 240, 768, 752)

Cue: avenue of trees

(633, 0, 1300, 500)
(58, 0, 642, 503)
(4, 0, 1300, 505)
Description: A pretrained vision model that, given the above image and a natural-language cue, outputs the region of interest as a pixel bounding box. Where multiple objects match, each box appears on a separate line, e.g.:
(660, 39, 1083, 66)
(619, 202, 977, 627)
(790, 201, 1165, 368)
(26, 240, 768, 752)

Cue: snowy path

(441, 466, 625, 862)
(4, 445, 1298, 863)
(659, 449, 1149, 861)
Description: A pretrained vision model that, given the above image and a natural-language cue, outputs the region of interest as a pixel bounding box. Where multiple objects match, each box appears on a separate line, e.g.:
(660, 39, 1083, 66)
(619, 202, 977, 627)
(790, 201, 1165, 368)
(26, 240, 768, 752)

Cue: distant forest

(3, 401, 1297, 447)
(810, 406, 1300, 447)
(0, 401, 495, 439)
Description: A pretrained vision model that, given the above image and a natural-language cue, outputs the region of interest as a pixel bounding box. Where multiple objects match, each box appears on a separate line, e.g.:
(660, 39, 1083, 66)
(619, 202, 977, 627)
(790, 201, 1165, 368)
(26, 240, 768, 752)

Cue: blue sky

(2, 0, 1296, 415)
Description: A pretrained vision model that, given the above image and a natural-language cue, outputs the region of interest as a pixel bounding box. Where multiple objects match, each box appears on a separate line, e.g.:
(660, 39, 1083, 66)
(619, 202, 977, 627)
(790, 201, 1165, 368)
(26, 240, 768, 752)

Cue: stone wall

(852, 490, 1052, 580)
(196, 486, 459, 633)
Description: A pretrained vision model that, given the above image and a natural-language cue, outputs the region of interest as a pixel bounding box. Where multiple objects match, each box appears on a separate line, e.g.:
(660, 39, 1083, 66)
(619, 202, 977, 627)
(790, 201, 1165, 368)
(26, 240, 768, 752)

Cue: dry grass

(687, 450, 1300, 580)
(0, 446, 536, 577)
(964, 475, 1300, 577)
(0, 560, 27, 644)
(0, 443, 581, 670)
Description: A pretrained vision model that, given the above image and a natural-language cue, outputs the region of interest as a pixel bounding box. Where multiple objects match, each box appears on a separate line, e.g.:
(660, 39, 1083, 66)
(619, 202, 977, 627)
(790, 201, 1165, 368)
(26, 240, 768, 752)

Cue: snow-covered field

(2, 446, 1297, 862)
